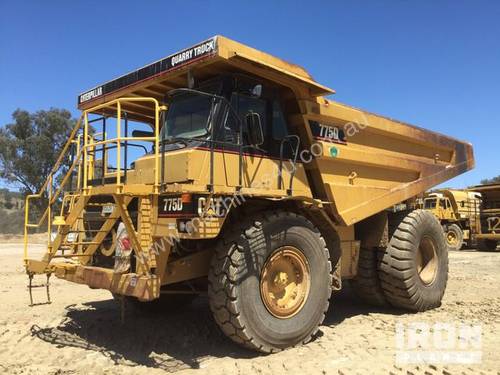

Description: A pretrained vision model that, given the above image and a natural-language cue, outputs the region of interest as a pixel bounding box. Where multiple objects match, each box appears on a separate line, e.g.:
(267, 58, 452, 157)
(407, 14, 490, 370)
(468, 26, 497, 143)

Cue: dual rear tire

(352, 210, 448, 311)
(379, 210, 448, 311)
(350, 247, 386, 306)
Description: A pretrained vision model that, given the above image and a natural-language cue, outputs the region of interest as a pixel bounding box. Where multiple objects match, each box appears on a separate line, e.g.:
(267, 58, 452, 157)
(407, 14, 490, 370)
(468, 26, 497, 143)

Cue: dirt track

(1, 243, 499, 375)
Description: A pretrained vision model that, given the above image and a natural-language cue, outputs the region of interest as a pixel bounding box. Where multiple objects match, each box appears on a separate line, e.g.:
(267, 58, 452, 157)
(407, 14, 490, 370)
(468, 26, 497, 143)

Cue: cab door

(220, 92, 296, 191)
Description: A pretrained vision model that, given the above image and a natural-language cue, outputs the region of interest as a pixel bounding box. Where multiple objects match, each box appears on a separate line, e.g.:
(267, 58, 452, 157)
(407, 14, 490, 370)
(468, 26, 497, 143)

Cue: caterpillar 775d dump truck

(421, 189, 481, 250)
(24, 36, 474, 352)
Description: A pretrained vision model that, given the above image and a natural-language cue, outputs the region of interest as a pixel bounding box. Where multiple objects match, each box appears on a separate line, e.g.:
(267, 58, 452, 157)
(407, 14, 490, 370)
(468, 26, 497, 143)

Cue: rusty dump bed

(77, 35, 474, 226)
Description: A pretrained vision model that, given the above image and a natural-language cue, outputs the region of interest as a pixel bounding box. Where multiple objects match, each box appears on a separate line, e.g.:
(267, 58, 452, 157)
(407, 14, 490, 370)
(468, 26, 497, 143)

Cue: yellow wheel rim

(260, 246, 311, 319)
(416, 236, 438, 285)
(446, 230, 457, 246)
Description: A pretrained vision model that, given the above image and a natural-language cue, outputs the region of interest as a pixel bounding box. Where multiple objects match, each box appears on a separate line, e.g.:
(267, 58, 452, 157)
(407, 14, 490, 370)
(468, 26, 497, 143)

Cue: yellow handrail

(38, 114, 84, 196)
(24, 96, 163, 265)
(23, 144, 86, 264)
(87, 136, 156, 147)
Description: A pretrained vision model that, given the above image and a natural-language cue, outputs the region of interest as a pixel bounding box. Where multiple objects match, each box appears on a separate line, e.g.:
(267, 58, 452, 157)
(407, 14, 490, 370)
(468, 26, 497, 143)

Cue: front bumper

(52, 262, 160, 300)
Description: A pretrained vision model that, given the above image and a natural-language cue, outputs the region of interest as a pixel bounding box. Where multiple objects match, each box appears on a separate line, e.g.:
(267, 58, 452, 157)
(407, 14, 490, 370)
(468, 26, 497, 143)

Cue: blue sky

(1, 1, 499, 188)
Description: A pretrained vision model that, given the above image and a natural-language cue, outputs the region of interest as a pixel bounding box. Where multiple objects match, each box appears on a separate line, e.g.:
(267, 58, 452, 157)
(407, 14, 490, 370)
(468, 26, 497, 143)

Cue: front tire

(445, 224, 463, 251)
(379, 210, 448, 311)
(208, 211, 332, 353)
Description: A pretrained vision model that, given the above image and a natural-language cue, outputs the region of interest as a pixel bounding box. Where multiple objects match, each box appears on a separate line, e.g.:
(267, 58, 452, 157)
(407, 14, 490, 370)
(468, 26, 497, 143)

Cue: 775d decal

(158, 194, 229, 218)
(309, 121, 347, 144)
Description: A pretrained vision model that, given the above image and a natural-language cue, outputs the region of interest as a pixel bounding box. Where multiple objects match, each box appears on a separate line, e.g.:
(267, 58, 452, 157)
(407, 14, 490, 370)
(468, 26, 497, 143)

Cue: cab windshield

(424, 198, 437, 209)
(161, 92, 213, 141)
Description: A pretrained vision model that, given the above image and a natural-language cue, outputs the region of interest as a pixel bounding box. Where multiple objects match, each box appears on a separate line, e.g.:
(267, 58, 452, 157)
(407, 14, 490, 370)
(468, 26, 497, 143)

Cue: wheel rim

(446, 230, 458, 246)
(416, 235, 439, 285)
(260, 246, 311, 319)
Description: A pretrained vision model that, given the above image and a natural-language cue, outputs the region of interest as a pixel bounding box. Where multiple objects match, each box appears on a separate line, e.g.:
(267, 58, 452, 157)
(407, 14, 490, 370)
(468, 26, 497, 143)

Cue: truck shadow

(30, 297, 256, 372)
(30, 288, 404, 372)
(323, 285, 405, 327)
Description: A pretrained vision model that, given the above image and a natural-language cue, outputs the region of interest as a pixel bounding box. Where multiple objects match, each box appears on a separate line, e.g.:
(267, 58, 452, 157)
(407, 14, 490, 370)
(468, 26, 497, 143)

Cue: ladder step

(27, 274, 51, 306)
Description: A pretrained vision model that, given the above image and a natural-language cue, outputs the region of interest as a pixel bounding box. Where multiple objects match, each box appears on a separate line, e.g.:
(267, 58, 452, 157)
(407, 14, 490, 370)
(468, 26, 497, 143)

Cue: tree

(0, 108, 76, 195)
(480, 175, 500, 185)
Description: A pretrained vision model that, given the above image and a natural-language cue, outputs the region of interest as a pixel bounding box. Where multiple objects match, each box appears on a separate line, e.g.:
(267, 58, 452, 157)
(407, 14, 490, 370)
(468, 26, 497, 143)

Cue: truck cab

(125, 74, 309, 197)
(422, 190, 482, 250)
(423, 195, 456, 221)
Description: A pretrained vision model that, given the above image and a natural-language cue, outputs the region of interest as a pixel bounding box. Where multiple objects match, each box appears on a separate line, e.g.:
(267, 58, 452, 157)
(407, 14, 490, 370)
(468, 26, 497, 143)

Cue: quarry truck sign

(78, 37, 217, 104)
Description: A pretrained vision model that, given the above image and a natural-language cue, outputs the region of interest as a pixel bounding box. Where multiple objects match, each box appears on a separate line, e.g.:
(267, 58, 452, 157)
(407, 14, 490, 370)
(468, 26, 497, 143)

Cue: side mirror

(251, 84, 262, 98)
(187, 69, 196, 89)
(246, 112, 264, 146)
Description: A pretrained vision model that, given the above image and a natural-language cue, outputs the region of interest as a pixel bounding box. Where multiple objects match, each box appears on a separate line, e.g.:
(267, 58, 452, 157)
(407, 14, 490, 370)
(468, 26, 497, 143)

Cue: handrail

(82, 97, 161, 191)
(38, 114, 84, 197)
(87, 136, 156, 146)
(23, 143, 86, 264)
(24, 96, 163, 266)
(23, 115, 84, 264)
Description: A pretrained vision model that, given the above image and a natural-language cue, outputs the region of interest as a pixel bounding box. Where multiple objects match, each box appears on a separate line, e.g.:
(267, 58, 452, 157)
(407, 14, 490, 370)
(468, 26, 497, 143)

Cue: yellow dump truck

(421, 189, 481, 250)
(472, 184, 500, 251)
(24, 36, 475, 352)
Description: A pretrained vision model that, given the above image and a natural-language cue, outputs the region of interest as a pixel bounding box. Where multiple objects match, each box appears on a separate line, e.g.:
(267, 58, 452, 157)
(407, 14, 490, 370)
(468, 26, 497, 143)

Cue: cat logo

(197, 197, 228, 218)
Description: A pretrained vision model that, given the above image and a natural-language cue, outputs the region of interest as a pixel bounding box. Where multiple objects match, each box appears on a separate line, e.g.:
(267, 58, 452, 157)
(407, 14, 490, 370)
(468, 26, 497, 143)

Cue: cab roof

(78, 35, 334, 122)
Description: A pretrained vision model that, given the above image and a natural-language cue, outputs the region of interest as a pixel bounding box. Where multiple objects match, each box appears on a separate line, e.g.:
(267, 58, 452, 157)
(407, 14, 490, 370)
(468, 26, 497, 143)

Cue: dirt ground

(1, 242, 499, 375)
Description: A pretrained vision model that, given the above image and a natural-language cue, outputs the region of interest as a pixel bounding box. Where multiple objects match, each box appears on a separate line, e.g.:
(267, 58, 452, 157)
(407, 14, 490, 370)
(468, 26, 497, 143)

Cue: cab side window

(232, 93, 267, 145)
(272, 100, 288, 141)
(222, 92, 290, 158)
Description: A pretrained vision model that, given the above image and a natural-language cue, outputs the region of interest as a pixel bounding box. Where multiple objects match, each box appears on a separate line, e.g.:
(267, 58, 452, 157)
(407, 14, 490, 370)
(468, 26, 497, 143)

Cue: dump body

(298, 100, 474, 225)
(472, 184, 500, 242)
(24, 36, 474, 312)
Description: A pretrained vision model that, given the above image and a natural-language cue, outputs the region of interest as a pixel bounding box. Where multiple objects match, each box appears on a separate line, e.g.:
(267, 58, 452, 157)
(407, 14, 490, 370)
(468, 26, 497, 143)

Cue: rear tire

(445, 224, 463, 251)
(208, 211, 332, 353)
(350, 247, 387, 306)
(379, 210, 448, 311)
(477, 239, 499, 252)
